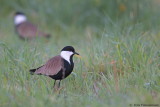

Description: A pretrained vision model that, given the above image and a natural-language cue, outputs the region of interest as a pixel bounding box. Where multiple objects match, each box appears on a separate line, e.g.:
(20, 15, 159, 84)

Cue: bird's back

(16, 21, 49, 39)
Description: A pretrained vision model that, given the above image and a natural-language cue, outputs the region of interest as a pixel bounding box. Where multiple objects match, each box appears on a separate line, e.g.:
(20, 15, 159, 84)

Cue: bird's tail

(29, 66, 43, 75)
(29, 69, 36, 75)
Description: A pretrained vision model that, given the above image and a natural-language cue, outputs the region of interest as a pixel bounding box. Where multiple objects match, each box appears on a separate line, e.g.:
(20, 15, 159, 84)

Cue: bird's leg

(58, 80, 61, 88)
(53, 80, 61, 90)
(53, 80, 62, 93)
(53, 80, 60, 93)
(53, 80, 56, 88)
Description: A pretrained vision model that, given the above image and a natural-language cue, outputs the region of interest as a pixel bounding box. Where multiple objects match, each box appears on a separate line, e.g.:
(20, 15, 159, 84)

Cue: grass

(0, 0, 160, 107)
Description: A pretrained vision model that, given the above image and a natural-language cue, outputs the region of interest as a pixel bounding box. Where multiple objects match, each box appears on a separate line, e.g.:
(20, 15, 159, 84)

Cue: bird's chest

(63, 60, 74, 77)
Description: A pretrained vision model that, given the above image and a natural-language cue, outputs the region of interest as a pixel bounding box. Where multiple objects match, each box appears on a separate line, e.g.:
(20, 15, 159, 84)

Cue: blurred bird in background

(14, 12, 51, 40)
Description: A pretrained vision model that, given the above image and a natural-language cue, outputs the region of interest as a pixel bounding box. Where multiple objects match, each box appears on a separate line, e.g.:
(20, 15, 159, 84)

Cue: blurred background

(0, 0, 160, 107)
(0, 0, 160, 38)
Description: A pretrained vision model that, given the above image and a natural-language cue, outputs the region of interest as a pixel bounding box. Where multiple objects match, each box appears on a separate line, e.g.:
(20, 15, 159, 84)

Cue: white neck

(14, 15, 27, 25)
(60, 51, 74, 64)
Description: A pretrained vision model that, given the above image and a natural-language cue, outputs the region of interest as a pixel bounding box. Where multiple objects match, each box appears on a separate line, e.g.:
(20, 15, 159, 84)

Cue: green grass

(0, 0, 160, 107)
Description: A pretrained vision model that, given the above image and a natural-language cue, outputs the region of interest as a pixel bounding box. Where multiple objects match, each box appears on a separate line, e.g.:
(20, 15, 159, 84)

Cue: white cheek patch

(60, 51, 74, 64)
(14, 15, 27, 25)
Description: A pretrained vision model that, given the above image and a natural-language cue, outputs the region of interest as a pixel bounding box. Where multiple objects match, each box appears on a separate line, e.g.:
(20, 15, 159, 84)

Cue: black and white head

(60, 46, 79, 64)
(14, 12, 27, 25)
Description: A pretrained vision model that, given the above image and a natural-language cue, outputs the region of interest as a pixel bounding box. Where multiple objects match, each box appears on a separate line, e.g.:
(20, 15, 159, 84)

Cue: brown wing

(34, 55, 64, 76)
(16, 21, 47, 38)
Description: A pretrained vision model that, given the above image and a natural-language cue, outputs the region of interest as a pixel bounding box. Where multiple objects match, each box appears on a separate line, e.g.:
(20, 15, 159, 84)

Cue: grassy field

(0, 0, 160, 107)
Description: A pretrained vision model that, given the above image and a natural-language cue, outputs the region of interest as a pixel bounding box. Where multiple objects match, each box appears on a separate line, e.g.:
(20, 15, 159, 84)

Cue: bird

(29, 46, 80, 89)
(14, 12, 51, 40)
